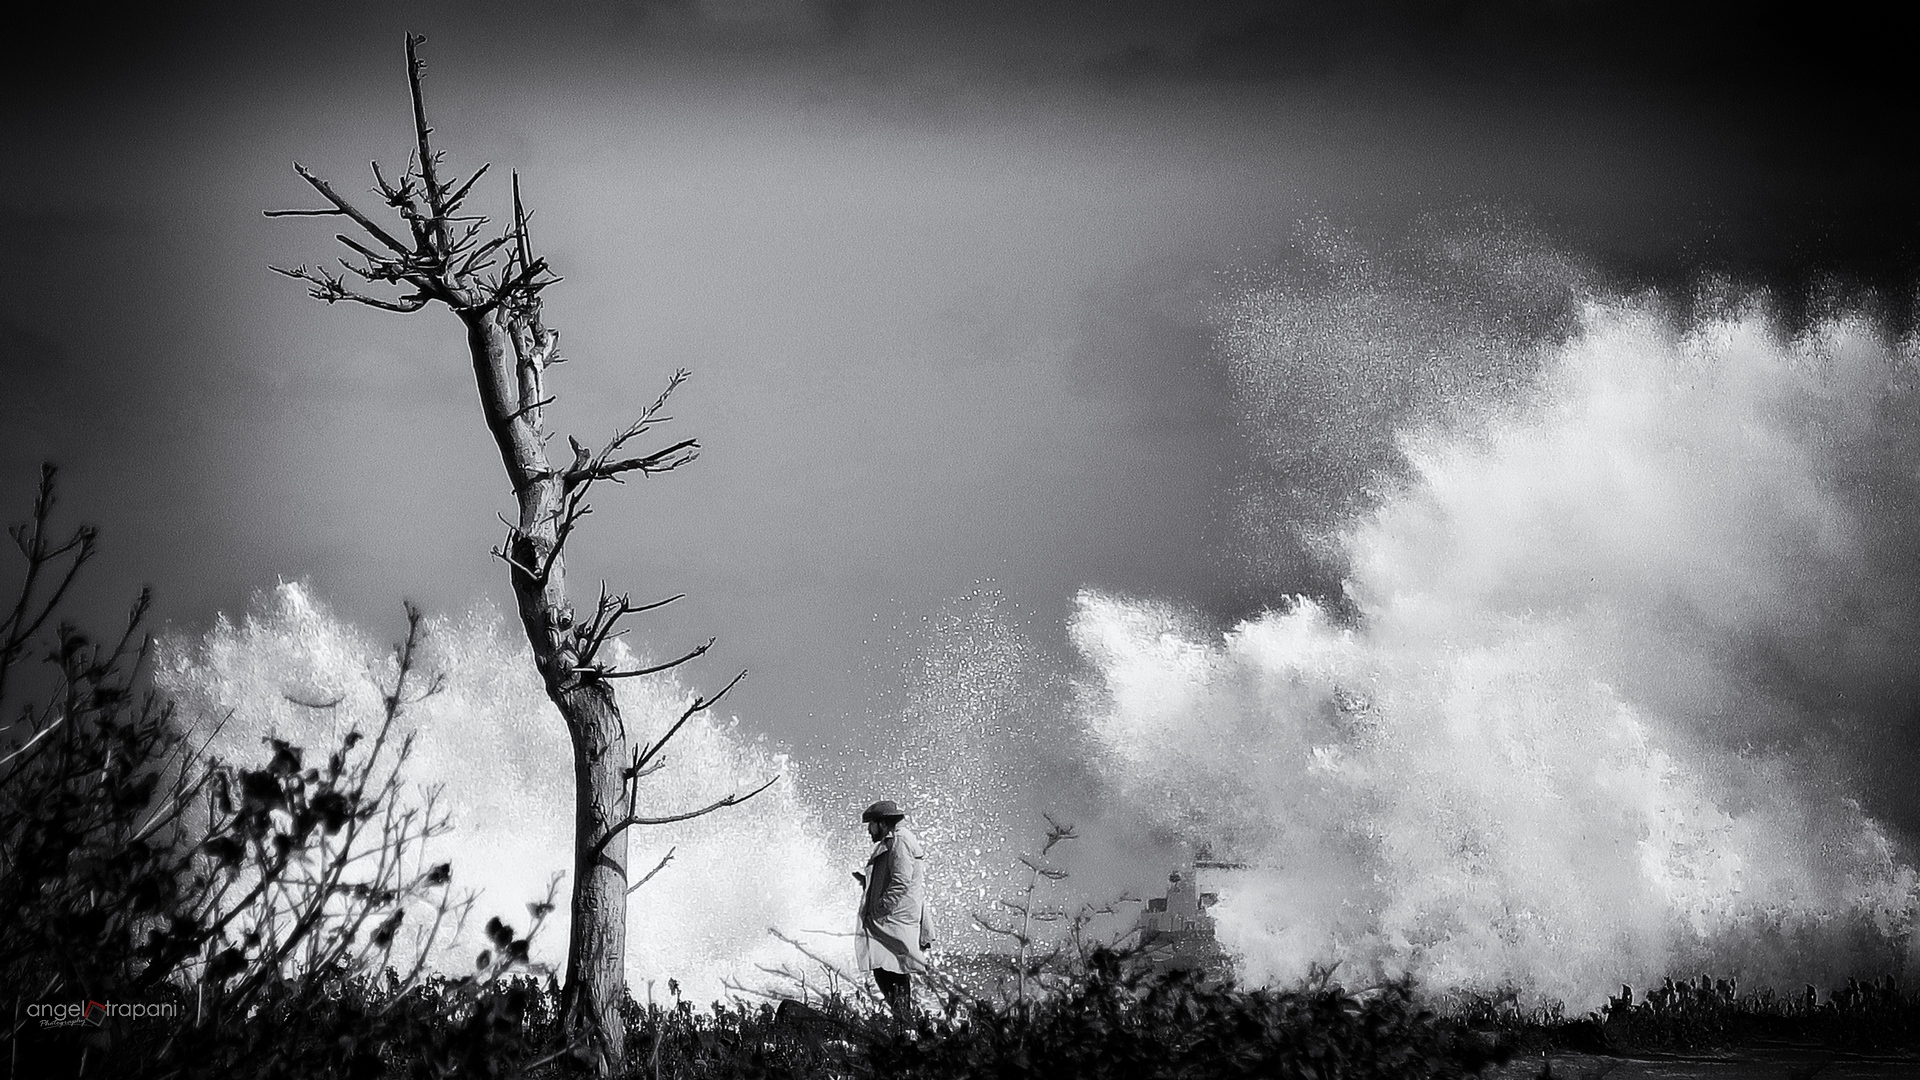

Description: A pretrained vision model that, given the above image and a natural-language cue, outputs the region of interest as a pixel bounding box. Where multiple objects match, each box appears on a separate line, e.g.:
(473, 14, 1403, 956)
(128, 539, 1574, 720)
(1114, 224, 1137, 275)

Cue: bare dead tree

(267, 34, 772, 1075)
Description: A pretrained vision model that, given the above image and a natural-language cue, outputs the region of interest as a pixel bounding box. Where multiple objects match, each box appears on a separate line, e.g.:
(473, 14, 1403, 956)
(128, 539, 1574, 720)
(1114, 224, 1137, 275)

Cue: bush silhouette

(1, 466, 564, 1078)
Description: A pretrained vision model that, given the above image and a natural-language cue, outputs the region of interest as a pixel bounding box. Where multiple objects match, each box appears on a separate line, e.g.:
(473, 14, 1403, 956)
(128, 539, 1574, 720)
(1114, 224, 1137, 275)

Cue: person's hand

(920, 934, 934, 951)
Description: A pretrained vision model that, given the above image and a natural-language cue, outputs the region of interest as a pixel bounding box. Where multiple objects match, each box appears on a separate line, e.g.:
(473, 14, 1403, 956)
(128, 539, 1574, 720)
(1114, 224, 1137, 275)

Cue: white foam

(1075, 300, 1920, 1007)
(158, 584, 843, 1003)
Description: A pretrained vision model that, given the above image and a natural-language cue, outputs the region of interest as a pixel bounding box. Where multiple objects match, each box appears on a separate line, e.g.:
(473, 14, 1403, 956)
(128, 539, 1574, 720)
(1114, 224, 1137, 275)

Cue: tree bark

(558, 682, 630, 1069)
(465, 308, 629, 1069)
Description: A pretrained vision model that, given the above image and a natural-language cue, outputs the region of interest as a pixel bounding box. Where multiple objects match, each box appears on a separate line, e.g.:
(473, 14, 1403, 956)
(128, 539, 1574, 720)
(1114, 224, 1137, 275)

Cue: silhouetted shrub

(1590, 973, 1920, 1052)
(864, 951, 1509, 1080)
(1, 466, 566, 1078)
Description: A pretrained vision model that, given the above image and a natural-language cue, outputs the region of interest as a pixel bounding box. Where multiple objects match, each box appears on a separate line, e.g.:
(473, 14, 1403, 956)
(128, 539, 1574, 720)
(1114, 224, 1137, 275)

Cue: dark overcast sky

(2, 1, 1915, 769)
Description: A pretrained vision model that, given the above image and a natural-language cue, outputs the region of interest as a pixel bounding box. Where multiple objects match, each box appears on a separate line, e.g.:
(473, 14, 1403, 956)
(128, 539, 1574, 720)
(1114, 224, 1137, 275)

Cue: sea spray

(1215, 214, 1591, 597)
(1074, 298, 1920, 1008)
(142, 279, 1920, 1010)
(821, 588, 1087, 956)
(156, 584, 844, 1002)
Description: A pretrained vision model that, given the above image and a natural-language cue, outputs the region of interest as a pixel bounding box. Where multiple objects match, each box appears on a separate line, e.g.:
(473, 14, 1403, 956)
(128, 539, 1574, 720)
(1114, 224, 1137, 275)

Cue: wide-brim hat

(861, 799, 905, 823)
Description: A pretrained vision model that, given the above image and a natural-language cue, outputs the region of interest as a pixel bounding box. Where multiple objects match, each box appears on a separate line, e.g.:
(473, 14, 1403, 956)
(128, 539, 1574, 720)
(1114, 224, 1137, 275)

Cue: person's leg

(873, 969, 912, 1022)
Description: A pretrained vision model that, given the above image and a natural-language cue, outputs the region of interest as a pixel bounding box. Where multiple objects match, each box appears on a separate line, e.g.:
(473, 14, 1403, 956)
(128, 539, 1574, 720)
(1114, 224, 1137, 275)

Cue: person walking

(853, 799, 933, 1022)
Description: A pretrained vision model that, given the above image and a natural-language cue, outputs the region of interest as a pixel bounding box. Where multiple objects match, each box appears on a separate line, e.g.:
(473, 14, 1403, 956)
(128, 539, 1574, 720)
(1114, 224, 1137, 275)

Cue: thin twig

(626, 847, 676, 894)
(590, 638, 715, 680)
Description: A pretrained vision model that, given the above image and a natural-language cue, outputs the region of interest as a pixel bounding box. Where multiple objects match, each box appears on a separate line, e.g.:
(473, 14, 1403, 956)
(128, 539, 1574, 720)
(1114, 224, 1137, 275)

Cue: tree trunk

(558, 682, 629, 1071)
(466, 310, 630, 1072)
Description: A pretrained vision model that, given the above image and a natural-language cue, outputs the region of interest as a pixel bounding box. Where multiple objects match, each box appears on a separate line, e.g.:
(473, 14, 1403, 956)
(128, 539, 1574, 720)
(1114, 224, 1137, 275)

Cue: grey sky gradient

(3, 3, 1916, 819)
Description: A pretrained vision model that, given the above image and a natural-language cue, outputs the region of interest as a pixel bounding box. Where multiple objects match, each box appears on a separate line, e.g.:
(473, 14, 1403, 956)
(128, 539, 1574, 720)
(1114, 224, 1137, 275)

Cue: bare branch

(1018, 854, 1070, 880)
(506, 395, 557, 423)
(443, 162, 493, 213)
(590, 776, 778, 862)
(631, 669, 747, 777)
(488, 543, 542, 583)
(0, 714, 64, 768)
(456, 232, 514, 278)
(270, 264, 429, 312)
(513, 170, 533, 271)
(626, 847, 676, 894)
(573, 587, 684, 673)
(289, 162, 413, 257)
(335, 232, 408, 275)
(570, 439, 700, 489)
(370, 158, 410, 204)
(405, 33, 451, 249)
(0, 465, 97, 707)
(587, 591, 684, 625)
(767, 929, 885, 1007)
(476, 255, 558, 316)
(561, 370, 699, 494)
(590, 637, 713, 680)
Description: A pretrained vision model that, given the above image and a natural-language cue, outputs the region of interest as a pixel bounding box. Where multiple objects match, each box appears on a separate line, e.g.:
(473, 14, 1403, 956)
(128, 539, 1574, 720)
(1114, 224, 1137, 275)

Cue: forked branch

(268, 264, 430, 312)
(562, 370, 700, 495)
(572, 585, 686, 673)
(629, 670, 747, 778)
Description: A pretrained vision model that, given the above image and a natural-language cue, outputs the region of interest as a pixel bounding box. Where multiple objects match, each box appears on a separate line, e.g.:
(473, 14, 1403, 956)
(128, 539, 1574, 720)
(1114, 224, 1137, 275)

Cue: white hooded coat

(854, 825, 933, 974)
